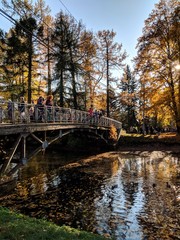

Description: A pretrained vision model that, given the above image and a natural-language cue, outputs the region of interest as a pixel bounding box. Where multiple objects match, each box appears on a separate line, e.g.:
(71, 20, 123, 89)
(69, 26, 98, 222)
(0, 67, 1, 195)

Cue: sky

(0, 0, 160, 66)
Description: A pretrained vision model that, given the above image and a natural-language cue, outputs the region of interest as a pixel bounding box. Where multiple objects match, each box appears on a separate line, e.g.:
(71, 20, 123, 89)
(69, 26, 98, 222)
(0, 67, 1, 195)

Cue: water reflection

(94, 157, 145, 240)
(0, 150, 179, 240)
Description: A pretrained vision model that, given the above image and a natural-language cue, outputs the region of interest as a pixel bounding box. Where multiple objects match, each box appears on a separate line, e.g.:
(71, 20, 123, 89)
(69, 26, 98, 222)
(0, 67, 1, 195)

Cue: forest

(0, 0, 179, 134)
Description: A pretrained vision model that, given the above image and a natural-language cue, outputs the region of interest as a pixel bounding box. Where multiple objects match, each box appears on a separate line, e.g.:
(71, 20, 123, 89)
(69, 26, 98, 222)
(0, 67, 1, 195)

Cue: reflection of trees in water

(121, 158, 141, 205)
(94, 157, 145, 239)
(54, 169, 103, 230)
(138, 155, 180, 239)
(0, 151, 179, 239)
(0, 166, 105, 232)
(94, 153, 180, 239)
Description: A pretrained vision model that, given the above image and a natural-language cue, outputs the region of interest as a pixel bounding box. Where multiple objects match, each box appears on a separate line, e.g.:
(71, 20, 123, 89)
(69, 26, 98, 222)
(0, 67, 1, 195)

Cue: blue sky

(0, 0, 159, 66)
(46, 0, 159, 66)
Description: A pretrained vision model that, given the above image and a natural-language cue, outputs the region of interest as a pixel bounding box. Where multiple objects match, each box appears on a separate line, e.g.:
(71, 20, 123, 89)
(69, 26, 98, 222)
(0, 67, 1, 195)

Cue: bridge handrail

(0, 101, 122, 129)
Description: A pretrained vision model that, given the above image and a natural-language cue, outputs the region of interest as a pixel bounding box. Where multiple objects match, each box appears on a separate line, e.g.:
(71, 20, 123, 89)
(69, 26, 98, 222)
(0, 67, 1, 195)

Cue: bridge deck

(0, 122, 109, 135)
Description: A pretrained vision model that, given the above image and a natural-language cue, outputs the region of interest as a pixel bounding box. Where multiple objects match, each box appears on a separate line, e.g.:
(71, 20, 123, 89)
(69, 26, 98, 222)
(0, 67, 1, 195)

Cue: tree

(96, 30, 127, 117)
(135, 0, 180, 133)
(17, 17, 38, 102)
(43, 15, 54, 96)
(2, 0, 51, 103)
(119, 65, 137, 131)
(79, 30, 101, 110)
(0, 29, 12, 99)
(53, 11, 90, 109)
(52, 11, 71, 107)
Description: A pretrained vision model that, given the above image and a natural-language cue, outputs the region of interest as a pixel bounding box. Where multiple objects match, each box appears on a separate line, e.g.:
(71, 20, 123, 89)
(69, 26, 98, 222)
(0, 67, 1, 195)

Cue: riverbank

(117, 132, 180, 153)
(0, 207, 109, 240)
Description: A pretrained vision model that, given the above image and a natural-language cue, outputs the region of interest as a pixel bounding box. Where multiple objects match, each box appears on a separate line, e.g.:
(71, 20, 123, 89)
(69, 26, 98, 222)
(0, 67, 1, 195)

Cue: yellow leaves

(16, 182, 29, 197)
(109, 125, 117, 141)
(103, 233, 111, 238)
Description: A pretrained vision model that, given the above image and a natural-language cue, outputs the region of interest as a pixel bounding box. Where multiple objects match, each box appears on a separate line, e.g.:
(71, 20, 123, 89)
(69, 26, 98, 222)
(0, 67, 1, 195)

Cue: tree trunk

(59, 69, 64, 107)
(106, 48, 109, 117)
(176, 120, 180, 135)
(28, 34, 33, 104)
(47, 35, 52, 95)
(72, 70, 78, 109)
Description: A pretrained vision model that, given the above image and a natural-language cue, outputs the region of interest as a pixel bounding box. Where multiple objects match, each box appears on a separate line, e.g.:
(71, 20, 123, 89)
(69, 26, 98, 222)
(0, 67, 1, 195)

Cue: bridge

(0, 101, 122, 175)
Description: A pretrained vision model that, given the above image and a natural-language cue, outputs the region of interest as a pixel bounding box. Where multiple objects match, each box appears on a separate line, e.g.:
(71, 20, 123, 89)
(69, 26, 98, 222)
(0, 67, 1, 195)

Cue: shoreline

(117, 132, 180, 154)
(117, 142, 180, 153)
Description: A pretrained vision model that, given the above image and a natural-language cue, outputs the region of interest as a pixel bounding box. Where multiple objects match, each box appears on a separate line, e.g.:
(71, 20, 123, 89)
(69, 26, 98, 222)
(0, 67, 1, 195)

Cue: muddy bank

(117, 142, 180, 153)
(117, 132, 180, 154)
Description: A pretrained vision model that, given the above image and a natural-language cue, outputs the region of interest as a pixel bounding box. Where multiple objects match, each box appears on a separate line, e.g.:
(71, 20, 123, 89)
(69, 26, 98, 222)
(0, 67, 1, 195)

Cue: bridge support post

(42, 131, 48, 151)
(21, 134, 28, 165)
(59, 130, 62, 138)
(42, 140, 48, 149)
(0, 135, 22, 174)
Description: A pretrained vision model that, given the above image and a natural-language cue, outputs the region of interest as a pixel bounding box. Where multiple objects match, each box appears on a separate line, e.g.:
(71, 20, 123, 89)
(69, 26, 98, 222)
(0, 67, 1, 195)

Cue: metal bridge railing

(0, 101, 122, 130)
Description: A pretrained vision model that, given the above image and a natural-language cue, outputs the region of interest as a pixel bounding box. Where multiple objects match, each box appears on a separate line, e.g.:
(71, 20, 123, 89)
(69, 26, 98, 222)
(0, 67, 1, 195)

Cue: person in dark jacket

(7, 99, 13, 121)
(18, 96, 25, 122)
(45, 95, 53, 121)
(36, 96, 44, 121)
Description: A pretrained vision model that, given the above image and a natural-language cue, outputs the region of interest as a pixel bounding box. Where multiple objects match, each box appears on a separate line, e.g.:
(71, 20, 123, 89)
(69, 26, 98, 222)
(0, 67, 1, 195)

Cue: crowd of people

(3, 96, 105, 124)
(5, 95, 54, 123)
(88, 106, 105, 123)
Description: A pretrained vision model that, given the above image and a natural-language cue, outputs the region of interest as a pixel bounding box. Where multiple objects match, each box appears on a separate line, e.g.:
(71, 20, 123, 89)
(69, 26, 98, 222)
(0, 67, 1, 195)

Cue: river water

(0, 148, 180, 240)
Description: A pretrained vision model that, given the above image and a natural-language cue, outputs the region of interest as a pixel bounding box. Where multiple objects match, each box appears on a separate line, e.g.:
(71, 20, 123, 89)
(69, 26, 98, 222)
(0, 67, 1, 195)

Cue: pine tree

(120, 65, 137, 132)
(52, 11, 92, 109)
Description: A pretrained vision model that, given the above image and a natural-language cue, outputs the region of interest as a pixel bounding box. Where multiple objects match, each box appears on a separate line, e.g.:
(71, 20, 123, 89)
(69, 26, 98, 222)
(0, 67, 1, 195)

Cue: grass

(0, 207, 110, 240)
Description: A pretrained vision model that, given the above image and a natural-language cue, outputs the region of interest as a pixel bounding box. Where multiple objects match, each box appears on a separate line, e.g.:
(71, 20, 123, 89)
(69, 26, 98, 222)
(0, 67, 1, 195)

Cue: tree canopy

(0, 0, 179, 133)
(135, 0, 180, 133)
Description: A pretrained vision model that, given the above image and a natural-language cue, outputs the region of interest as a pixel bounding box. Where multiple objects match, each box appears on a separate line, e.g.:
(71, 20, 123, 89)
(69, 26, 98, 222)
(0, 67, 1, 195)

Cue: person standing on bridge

(0, 106, 2, 123)
(45, 95, 53, 122)
(7, 99, 13, 122)
(18, 96, 26, 123)
(88, 105, 94, 123)
(36, 96, 44, 121)
(29, 100, 35, 122)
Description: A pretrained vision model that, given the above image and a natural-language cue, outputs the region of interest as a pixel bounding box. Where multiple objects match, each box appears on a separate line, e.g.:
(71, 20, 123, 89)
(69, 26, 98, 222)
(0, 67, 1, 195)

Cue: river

(0, 148, 180, 240)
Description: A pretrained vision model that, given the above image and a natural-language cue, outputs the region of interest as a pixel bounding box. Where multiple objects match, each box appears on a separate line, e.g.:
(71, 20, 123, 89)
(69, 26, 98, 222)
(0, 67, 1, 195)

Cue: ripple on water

(93, 152, 179, 240)
(0, 150, 179, 240)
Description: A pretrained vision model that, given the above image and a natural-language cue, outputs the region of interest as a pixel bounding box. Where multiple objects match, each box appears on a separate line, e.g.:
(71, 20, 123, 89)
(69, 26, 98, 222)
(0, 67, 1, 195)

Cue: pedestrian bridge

(0, 101, 122, 174)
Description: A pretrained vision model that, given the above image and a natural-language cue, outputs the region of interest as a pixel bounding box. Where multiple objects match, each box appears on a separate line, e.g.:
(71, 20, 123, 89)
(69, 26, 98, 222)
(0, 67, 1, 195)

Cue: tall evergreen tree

(52, 11, 88, 109)
(120, 65, 137, 131)
(52, 11, 71, 107)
